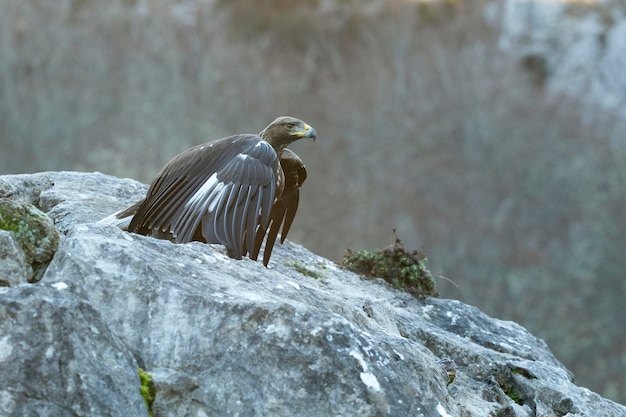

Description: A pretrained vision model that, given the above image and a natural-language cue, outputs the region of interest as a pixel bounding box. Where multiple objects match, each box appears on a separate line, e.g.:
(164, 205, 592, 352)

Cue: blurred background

(1, 0, 625, 404)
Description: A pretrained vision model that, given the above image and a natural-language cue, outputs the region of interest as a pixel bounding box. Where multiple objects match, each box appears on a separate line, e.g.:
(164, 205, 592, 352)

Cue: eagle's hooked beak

(293, 124, 316, 141)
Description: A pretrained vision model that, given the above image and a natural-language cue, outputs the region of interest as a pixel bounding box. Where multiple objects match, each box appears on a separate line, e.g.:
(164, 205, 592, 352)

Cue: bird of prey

(99, 116, 316, 266)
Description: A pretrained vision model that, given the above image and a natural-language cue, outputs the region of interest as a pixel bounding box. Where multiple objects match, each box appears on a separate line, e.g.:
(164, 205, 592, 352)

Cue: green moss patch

(286, 261, 322, 279)
(138, 368, 156, 417)
(341, 230, 437, 298)
(0, 199, 59, 282)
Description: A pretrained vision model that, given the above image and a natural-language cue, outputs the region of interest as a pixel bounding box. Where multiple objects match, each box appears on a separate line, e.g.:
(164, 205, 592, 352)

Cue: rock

(0, 283, 147, 417)
(0, 231, 28, 286)
(0, 198, 59, 283)
(0, 171, 624, 417)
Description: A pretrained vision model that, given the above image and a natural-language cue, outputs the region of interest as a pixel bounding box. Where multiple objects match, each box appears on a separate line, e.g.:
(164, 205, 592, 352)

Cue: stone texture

(0, 171, 624, 417)
(0, 198, 59, 282)
(0, 231, 28, 286)
(0, 283, 147, 417)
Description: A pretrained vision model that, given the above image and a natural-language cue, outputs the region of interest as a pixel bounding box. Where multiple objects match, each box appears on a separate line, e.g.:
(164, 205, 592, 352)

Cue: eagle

(99, 116, 316, 266)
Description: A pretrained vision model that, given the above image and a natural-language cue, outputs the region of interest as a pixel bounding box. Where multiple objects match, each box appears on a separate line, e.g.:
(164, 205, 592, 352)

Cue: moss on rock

(286, 261, 323, 279)
(0, 199, 59, 282)
(138, 368, 156, 417)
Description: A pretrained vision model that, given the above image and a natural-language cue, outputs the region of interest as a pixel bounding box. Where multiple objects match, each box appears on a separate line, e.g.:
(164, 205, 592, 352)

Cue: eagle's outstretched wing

(128, 134, 278, 259)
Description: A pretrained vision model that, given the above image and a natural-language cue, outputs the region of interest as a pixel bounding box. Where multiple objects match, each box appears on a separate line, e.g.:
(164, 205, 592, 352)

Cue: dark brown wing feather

(127, 134, 279, 259)
(250, 148, 307, 266)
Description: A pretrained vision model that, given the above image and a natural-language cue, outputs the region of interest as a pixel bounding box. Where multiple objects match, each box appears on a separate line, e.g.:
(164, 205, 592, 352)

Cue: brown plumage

(99, 116, 315, 266)
(251, 148, 307, 266)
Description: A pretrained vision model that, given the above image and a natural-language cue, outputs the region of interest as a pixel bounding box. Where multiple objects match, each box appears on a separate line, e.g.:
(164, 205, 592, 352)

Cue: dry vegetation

(1, 0, 625, 403)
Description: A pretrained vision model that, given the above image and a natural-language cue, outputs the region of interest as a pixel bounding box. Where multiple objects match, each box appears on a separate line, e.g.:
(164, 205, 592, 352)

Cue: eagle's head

(260, 116, 316, 151)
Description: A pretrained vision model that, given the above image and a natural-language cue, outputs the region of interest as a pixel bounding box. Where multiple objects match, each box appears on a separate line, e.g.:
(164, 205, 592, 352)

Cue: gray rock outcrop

(0, 171, 624, 417)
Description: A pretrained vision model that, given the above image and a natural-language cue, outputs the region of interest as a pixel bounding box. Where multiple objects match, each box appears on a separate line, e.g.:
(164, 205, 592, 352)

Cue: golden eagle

(99, 116, 315, 266)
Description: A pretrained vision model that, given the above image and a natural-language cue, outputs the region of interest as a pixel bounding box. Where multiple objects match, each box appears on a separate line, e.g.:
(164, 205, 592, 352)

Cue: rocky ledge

(0, 171, 624, 417)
